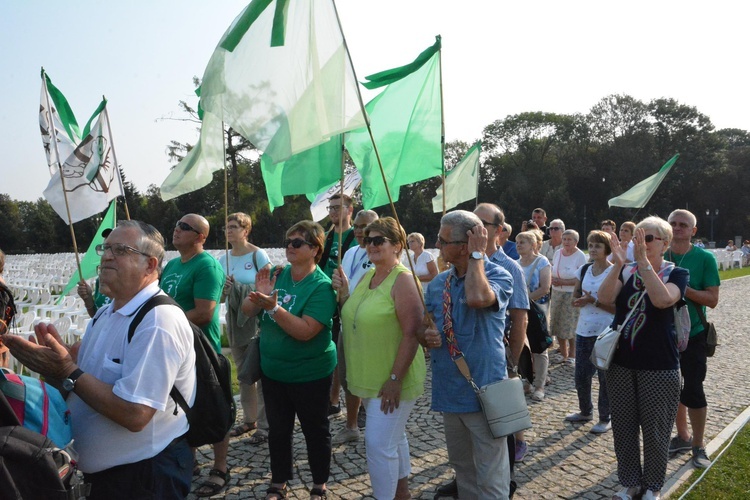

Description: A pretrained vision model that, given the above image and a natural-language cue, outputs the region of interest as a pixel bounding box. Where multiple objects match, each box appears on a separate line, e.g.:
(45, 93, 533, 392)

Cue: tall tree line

(2, 94, 748, 254)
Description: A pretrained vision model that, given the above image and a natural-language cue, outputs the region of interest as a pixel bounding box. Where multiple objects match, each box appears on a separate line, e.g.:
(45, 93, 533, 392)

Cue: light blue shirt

(489, 247, 529, 310)
(425, 259, 513, 413)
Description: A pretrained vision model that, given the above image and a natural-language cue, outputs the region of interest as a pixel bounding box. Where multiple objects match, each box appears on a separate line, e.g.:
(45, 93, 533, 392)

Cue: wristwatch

(62, 368, 84, 392)
(390, 373, 400, 382)
(268, 304, 281, 318)
(470, 251, 484, 260)
(644, 264, 653, 272)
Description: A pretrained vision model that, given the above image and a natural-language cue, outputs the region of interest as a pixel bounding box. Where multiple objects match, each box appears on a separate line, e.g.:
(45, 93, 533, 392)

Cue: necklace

(369, 263, 399, 289)
(291, 268, 314, 287)
(668, 244, 691, 268)
(352, 263, 398, 331)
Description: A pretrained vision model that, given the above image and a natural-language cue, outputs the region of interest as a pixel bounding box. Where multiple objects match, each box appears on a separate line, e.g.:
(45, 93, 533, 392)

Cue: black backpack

(0, 283, 16, 334)
(0, 392, 91, 499)
(127, 295, 236, 448)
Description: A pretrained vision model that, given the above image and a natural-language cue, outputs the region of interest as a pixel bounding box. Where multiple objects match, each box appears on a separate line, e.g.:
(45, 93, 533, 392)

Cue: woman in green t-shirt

(332, 217, 426, 500)
(242, 220, 336, 500)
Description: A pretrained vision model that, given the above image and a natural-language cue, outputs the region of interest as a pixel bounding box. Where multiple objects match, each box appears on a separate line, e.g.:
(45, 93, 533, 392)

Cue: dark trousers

(84, 434, 192, 499)
(262, 373, 333, 485)
(575, 335, 611, 421)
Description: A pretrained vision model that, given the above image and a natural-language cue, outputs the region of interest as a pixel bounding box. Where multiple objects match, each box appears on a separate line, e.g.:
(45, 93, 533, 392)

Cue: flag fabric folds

(308, 169, 361, 222)
(432, 141, 481, 212)
(43, 102, 124, 223)
(58, 200, 117, 300)
(346, 37, 443, 210)
(39, 71, 81, 175)
(162, 0, 367, 200)
(608, 154, 680, 208)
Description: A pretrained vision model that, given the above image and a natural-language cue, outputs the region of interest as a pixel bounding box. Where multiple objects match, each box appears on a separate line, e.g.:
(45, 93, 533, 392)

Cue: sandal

(229, 422, 256, 437)
(247, 428, 268, 445)
(193, 460, 201, 476)
(194, 468, 230, 497)
(310, 487, 328, 499)
(265, 484, 288, 499)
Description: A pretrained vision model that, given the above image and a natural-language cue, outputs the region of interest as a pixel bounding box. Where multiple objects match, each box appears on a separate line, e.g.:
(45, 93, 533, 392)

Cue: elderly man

(665, 209, 720, 469)
(422, 210, 514, 499)
(160, 214, 227, 496)
(2, 221, 197, 499)
(498, 222, 519, 259)
(332, 209, 379, 444)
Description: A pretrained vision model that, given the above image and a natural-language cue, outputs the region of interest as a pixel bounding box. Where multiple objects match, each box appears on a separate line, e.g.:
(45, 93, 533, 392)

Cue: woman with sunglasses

(218, 213, 272, 444)
(242, 221, 337, 500)
(332, 217, 426, 500)
(598, 217, 688, 500)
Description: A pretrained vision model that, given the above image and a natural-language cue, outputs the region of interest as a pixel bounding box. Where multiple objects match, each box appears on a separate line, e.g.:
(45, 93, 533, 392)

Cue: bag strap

(694, 301, 710, 329)
(617, 288, 647, 333)
(127, 294, 175, 342)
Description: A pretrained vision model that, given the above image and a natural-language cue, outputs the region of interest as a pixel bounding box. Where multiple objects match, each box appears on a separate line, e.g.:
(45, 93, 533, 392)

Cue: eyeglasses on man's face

(95, 243, 151, 258)
(437, 236, 467, 246)
(175, 221, 201, 234)
(549, 227, 562, 232)
(327, 204, 349, 212)
(363, 236, 393, 247)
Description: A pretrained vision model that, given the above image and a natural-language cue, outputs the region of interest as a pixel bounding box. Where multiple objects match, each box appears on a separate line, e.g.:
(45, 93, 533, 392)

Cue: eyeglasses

(95, 243, 151, 258)
(352, 223, 368, 230)
(327, 205, 349, 212)
(176, 221, 201, 234)
(479, 219, 498, 227)
(284, 238, 313, 249)
(363, 236, 393, 246)
(225, 225, 242, 231)
(644, 234, 664, 243)
(437, 236, 467, 246)
(549, 227, 562, 231)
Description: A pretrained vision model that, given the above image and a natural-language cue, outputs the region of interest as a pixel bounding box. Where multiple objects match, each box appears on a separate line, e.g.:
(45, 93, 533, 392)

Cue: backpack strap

(127, 294, 176, 342)
(575, 262, 593, 296)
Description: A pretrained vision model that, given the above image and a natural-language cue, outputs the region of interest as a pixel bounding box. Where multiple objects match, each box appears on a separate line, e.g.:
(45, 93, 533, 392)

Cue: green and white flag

(161, 0, 366, 200)
(346, 37, 443, 209)
(39, 70, 81, 175)
(43, 103, 124, 223)
(432, 141, 481, 212)
(608, 154, 679, 208)
(58, 200, 117, 300)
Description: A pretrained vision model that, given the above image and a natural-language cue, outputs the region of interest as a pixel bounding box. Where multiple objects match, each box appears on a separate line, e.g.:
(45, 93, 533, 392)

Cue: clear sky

(2, 0, 748, 202)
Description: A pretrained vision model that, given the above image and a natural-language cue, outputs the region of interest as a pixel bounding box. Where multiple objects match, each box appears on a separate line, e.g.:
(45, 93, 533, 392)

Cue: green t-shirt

(320, 227, 356, 278)
(161, 252, 225, 353)
(259, 265, 337, 383)
(93, 278, 111, 310)
(665, 245, 720, 337)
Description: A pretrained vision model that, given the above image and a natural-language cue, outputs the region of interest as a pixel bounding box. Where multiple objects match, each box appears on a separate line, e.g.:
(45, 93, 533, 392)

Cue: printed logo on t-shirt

(265, 288, 296, 318)
(244, 262, 254, 270)
(161, 273, 183, 297)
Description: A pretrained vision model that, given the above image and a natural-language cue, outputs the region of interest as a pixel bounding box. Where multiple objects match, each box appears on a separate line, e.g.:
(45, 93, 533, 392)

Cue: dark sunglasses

(644, 234, 664, 243)
(363, 236, 393, 246)
(176, 221, 200, 234)
(480, 219, 498, 227)
(284, 238, 313, 249)
(549, 227, 562, 231)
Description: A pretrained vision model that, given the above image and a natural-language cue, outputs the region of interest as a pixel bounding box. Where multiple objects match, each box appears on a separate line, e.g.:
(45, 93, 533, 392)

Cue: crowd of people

(0, 200, 724, 500)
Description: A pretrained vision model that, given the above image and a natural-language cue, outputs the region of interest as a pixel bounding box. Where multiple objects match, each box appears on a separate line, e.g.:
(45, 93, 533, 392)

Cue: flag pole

(42, 69, 84, 280)
(331, 1, 425, 303)
(337, 137, 345, 270)
(439, 42, 447, 216)
(222, 119, 230, 274)
(102, 99, 130, 220)
(474, 142, 481, 208)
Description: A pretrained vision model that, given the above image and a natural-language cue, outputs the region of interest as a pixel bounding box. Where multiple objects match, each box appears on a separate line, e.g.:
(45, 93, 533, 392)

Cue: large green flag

(58, 200, 117, 300)
(346, 37, 443, 210)
(162, 0, 366, 200)
(260, 135, 343, 212)
(39, 70, 81, 176)
(432, 141, 481, 212)
(608, 154, 680, 208)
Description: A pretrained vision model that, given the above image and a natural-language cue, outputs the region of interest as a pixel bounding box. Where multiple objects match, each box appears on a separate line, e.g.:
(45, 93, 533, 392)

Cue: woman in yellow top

(332, 217, 426, 500)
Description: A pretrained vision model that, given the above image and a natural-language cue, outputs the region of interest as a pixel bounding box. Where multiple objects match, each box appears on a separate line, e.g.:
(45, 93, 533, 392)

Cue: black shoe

(357, 405, 367, 429)
(327, 403, 341, 417)
(435, 478, 458, 498)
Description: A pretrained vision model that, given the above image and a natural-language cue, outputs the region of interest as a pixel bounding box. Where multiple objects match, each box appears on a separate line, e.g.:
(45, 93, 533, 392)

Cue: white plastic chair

(52, 317, 72, 344)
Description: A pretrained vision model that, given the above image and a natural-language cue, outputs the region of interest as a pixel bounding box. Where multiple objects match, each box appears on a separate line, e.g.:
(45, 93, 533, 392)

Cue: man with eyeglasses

(331, 209, 379, 444)
(318, 194, 358, 417)
(160, 214, 228, 494)
(2, 221, 197, 498)
(665, 209, 720, 469)
(422, 210, 514, 499)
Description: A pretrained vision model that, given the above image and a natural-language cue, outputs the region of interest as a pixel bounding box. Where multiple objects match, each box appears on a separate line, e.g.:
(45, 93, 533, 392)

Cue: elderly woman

(541, 219, 564, 262)
(219, 213, 272, 441)
(550, 229, 587, 364)
(333, 217, 426, 500)
(242, 221, 337, 500)
(598, 218, 688, 500)
(616, 221, 636, 263)
(407, 232, 437, 283)
(516, 231, 552, 401)
(566, 231, 616, 434)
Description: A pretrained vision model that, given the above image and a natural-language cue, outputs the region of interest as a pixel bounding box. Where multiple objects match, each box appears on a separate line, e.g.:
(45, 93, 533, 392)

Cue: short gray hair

(549, 218, 565, 230)
(354, 209, 378, 223)
(668, 209, 697, 228)
(562, 229, 579, 242)
(117, 220, 166, 268)
(441, 210, 482, 242)
(637, 216, 673, 244)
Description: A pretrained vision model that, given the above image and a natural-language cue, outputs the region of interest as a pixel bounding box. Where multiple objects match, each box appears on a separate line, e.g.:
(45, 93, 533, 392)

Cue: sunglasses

(549, 227, 562, 231)
(644, 234, 664, 243)
(284, 238, 313, 249)
(176, 221, 201, 234)
(480, 219, 498, 227)
(437, 236, 467, 246)
(363, 236, 393, 246)
(95, 243, 151, 258)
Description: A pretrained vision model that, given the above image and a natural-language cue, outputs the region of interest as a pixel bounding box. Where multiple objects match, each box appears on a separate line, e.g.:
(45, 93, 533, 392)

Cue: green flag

(608, 154, 680, 208)
(260, 134, 343, 212)
(39, 70, 81, 175)
(432, 141, 481, 212)
(58, 200, 117, 301)
(346, 37, 443, 210)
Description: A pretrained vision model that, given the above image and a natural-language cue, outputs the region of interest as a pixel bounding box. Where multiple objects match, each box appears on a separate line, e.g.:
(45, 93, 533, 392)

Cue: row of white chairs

(709, 249, 745, 271)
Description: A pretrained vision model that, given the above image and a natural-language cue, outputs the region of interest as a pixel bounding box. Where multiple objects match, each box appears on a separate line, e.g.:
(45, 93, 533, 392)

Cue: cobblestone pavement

(191, 276, 749, 499)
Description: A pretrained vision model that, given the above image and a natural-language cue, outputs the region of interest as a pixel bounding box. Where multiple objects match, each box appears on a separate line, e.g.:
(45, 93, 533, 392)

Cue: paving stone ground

(191, 276, 749, 499)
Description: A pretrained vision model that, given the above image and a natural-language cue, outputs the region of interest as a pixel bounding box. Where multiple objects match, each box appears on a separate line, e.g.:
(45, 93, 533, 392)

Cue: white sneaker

(531, 389, 545, 401)
(332, 427, 360, 444)
(641, 490, 661, 500)
(590, 420, 612, 434)
(611, 486, 641, 500)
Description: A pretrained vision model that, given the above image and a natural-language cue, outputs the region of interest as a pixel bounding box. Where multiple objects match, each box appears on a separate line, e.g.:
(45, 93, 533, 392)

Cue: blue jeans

(575, 335, 610, 421)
